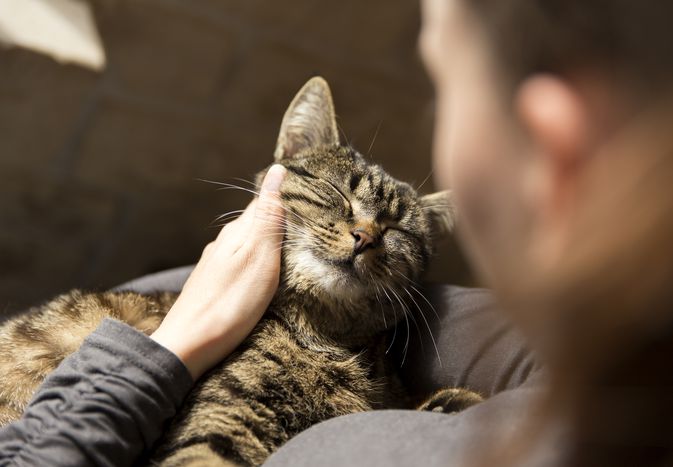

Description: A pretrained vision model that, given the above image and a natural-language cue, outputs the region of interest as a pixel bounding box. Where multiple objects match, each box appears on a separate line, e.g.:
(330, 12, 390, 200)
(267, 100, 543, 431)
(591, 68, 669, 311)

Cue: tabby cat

(0, 77, 481, 466)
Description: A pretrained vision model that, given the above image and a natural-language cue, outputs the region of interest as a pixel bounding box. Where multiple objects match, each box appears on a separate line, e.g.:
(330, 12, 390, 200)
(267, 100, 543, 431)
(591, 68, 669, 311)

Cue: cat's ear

(274, 76, 340, 161)
(420, 190, 456, 238)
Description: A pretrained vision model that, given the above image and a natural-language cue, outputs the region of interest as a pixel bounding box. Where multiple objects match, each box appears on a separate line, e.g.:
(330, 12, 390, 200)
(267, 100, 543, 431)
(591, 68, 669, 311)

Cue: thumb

(252, 164, 286, 241)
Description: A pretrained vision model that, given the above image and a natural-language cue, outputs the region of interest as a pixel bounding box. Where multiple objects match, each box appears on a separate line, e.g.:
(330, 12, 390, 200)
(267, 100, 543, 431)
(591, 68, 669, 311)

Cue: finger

(215, 199, 257, 243)
(250, 164, 286, 244)
(237, 199, 258, 227)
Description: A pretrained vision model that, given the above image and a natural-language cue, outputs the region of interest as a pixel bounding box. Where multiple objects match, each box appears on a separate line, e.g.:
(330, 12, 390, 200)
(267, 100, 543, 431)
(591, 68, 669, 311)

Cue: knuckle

(257, 198, 284, 219)
(237, 243, 257, 267)
(238, 242, 280, 275)
(202, 241, 216, 256)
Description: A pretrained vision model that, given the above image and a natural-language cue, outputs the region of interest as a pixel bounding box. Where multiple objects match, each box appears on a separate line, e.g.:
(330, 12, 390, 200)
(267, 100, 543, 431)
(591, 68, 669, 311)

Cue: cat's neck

(268, 283, 387, 349)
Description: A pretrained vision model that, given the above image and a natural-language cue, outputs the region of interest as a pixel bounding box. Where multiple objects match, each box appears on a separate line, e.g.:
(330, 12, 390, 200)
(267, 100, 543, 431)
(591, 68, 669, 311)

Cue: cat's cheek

(378, 236, 414, 277)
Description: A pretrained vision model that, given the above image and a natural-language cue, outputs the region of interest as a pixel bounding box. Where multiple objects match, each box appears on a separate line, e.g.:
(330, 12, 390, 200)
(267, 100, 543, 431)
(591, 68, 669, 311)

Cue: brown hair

(467, 0, 673, 96)
(461, 1, 673, 465)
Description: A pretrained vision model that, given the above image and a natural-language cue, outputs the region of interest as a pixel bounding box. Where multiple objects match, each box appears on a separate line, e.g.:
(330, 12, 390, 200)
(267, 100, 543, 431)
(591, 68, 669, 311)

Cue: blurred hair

(461, 1, 673, 465)
(467, 0, 673, 96)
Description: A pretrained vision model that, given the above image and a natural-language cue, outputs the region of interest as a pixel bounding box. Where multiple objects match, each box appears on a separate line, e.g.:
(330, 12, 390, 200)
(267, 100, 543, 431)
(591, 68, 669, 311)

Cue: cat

(0, 77, 481, 466)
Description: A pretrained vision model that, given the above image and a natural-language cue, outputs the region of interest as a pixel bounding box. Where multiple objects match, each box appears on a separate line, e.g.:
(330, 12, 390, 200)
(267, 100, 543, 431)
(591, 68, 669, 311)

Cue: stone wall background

(0, 0, 472, 313)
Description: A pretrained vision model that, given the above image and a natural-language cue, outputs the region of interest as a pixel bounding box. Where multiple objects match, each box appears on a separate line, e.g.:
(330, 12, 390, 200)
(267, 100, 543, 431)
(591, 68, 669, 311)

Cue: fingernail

(263, 164, 286, 192)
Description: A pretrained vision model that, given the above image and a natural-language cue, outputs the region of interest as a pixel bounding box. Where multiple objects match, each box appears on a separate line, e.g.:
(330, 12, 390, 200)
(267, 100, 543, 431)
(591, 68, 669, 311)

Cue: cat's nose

(351, 228, 376, 255)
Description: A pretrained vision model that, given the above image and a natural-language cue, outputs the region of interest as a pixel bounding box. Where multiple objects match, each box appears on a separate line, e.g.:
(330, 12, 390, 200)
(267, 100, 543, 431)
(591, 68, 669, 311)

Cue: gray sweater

(0, 319, 193, 467)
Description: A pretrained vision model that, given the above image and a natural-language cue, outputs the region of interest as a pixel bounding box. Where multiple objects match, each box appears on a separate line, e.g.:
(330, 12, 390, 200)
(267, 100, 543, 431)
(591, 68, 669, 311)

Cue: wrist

(150, 317, 245, 380)
(150, 326, 204, 380)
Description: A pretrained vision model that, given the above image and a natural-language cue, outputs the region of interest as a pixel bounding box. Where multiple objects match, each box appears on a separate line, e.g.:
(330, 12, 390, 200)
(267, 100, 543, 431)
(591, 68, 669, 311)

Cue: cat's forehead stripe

(282, 149, 424, 226)
(396, 201, 408, 221)
(349, 174, 362, 192)
(286, 165, 318, 179)
(375, 184, 385, 201)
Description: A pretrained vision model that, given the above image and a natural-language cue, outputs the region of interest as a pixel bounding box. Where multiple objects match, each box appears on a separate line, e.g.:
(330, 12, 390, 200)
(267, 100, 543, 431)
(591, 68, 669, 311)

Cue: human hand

(150, 164, 286, 380)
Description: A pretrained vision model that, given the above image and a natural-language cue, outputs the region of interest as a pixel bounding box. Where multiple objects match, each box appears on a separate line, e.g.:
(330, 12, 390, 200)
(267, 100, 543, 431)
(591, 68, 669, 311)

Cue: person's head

(419, 0, 673, 463)
(419, 0, 673, 347)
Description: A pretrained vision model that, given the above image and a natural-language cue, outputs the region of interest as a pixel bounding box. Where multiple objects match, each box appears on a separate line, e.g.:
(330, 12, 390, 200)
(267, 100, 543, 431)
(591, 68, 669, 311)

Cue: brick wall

(0, 0, 472, 313)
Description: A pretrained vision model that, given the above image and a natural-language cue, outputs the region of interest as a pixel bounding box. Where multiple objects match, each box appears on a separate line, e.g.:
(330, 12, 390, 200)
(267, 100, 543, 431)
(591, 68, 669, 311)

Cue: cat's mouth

(286, 248, 375, 299)
(324, 254, 377, 278)
(325, 257, 355, 270)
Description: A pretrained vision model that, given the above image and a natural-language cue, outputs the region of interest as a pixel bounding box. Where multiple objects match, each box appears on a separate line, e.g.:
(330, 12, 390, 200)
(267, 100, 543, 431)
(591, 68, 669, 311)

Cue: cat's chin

(287, 249, 368, 302)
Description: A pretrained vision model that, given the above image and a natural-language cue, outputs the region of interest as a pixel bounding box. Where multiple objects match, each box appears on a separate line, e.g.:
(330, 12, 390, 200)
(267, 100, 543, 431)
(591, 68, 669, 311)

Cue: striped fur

(0, 291, 174, 426)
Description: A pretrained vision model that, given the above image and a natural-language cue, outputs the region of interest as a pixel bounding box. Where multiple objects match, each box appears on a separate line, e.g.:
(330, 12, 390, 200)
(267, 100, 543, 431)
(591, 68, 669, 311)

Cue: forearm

(0, 319, 193, 467)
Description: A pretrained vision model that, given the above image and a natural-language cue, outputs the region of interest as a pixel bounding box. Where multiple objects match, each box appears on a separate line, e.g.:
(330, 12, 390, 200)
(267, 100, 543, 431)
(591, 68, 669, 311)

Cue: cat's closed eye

(382, 223, 411, 236)
(320, 179, 350, 205)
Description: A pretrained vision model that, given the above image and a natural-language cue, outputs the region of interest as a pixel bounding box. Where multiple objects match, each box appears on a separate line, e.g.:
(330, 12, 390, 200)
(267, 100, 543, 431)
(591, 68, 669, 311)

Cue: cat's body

(0, 78, 480, 466)
(150, 308, 402, 466)
(0, 290, 174, 426)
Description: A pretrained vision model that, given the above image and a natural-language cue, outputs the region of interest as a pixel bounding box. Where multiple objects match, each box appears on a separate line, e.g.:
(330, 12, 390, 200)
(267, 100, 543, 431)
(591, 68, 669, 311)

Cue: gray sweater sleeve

(0, 318, 193, 467)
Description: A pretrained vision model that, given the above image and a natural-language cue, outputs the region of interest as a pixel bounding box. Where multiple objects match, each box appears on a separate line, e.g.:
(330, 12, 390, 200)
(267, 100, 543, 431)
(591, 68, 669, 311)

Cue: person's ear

(515, 74, 595, 266)
(515, 75, 593, 216)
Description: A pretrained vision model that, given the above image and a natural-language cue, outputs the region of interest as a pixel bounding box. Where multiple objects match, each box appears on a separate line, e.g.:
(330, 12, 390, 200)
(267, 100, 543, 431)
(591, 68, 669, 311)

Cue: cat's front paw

(417, 388, 483, 414)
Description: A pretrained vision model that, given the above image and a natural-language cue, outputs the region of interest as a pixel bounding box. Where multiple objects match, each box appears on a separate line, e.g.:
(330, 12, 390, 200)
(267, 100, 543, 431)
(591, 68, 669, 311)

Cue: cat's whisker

(211, 217, 243, 227)
(384, 286, 417, 366)
(253, 224, 297, 237)
(408, 284, 442, 323)
(211, 222, 234, 229)
(266, 238, 316, 251)
(381, 284, 410, 365)
(393, 287, 423, 346)
(276, 208, 324, 231)
(275, 238, 306, 246)
(268, 241, 305, 256)
(255, 221, 307, 237)
(385, 268, 443, 366)
(256, 213, 302, 227)
(231, 177, 258, 188)
(216, 186, 262, 197)
(198, 179, 262, 197)
(379, 285, 396, 314)
(368, 273, 387, 330)
(387, 268, 412, 292)
(400, 300, 411, 367)
(214, 209, 246, 222)
(211, 210, 246, 226)
(269, 244, 300, 256)
(266, 234, 320, 255)
(337, 123, 351, 148)
(374, 282, 400, 356)
(403, 286, 442, 368)
(251, 214, 309, 233)
(281, 241, 316, 249)
(210, 215, 256, 229)
(209, 213, 247, 228)
(278, 201, 331, 229)
(259, 238, 301, 252)
(284, 216, 324, 233)
(211, 209, 289, 231)
(415, 169, 434, 192)
(260, 224, 313, 240)
(387, 269, 443, 324)
(386, 316, 398, 355)
(367, 120, 383, 157)
(420, 205, 451, 210)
